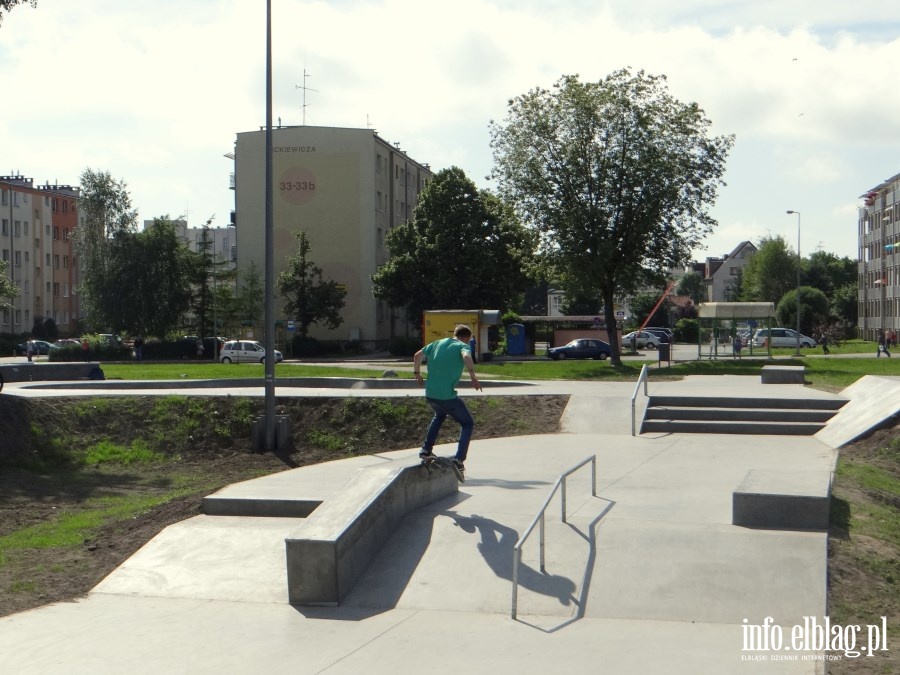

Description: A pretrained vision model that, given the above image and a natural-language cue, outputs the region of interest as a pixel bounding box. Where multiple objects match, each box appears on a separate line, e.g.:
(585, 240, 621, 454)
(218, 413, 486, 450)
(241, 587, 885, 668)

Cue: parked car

(622, 331, 659, 349)
(643, 327, 672, 343)
(15, 340, 57, 356)
(547, 338, 611, 360)
(54, 338, 82, 348)
(752, 328, 815, 349)
(219, 340, 283, 363)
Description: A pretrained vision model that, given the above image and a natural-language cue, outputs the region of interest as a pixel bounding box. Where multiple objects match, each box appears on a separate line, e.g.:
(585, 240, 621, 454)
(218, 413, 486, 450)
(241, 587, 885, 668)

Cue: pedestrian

(81, 338, 90, 362)
(468, 335, 477, 364)
(26, 339, 34, 362)
(877, 330, 891, 358)
(889, 329, 897, 347)
(733, 334, 742, 359)
(820, 334, 830, 355)
(196, 340, 205, 360)
(413, 324, 482, 482)
(134, 336, 144, 361)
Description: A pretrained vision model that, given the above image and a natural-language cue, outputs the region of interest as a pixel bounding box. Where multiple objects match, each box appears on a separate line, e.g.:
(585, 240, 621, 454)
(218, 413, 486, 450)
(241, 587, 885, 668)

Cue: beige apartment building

(232, 126, 433, 347)
(1, 175, 80, 336)
(859, 173, 900, 340)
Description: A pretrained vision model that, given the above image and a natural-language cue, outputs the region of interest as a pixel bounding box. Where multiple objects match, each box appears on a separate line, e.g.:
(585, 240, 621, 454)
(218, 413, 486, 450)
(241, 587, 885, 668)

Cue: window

(63, 283, 69, 297)
(63, 228, 69, 241)
(1, 249, 7, 261)
(46, 253, 51, 266)
(376, 153, 383, 173)
(54, 254, 60, 269)
(52, 198, 58, 212)
(63, 200, 68, 213)
(15, 309, 21, 326)
(24, 221, 29, 236)
(63, 255, 68, 269)
(0, 189, 6, 205)
(23, 280, 29, 294)
(730, 267, 738, 276)
(24, 251, 29, 263)
(53, 282, 60, 297)
(1, 218, 6, 235)
(14, 220, 20, 236)
(54, 226, 59, 240)
(14, 251, 21, 267)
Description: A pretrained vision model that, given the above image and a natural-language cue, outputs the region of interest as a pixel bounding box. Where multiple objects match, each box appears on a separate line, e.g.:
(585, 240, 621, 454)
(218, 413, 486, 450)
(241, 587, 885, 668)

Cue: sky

(2, 0, 900, 262)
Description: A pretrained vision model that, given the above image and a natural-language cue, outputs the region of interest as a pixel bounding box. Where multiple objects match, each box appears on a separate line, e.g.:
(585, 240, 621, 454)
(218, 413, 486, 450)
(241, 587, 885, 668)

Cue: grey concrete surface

(815, 375, 900, 447)
(733, 470, 833, 530)
(0, 374, 890, 675)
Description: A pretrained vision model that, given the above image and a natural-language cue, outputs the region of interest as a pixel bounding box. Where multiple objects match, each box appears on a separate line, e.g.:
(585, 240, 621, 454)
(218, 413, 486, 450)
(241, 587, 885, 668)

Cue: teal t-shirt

(422, 337, 470, 400)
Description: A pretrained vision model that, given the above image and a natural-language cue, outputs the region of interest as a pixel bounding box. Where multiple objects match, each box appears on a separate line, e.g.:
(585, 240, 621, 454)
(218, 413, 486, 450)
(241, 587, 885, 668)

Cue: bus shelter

(697, 302, 776, 359)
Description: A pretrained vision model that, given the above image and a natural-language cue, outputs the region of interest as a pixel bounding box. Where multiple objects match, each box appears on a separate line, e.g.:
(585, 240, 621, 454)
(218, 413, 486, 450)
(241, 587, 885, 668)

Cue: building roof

(698, 302, 775, 319)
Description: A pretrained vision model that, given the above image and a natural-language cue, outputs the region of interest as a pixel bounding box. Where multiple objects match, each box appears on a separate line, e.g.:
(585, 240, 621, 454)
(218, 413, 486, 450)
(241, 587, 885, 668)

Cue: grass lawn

(98, 352, 900, 392)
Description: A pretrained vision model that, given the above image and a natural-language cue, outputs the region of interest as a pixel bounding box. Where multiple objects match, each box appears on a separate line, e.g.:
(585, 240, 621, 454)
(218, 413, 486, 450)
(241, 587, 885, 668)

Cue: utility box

(505, 323, 526, 356)
(422, 310, 502, 361)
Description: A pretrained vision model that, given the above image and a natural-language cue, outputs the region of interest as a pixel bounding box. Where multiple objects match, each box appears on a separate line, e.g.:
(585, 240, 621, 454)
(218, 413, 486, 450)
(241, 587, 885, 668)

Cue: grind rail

(511, 454, 597, 620)
(631, 364, 650, 436)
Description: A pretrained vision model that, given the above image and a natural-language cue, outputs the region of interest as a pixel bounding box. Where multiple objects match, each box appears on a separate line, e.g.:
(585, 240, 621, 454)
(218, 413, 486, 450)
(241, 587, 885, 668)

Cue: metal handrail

(511, 454, 597, 620)
(631, 363, 650, 436)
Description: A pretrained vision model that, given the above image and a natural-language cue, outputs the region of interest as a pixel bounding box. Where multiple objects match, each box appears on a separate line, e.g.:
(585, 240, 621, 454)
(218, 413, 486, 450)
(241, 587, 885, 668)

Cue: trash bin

(658, 342, 671, 365)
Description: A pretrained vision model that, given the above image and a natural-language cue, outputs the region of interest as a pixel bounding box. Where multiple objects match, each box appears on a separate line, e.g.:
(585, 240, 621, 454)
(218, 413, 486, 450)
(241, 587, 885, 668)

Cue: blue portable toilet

(506, 323, 526, 355)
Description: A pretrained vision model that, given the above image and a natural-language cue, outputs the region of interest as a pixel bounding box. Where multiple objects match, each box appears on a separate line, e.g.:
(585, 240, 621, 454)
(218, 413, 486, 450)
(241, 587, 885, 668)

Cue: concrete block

(285, 462, 458, 605)
(732, 469, 832, 530)
(760, 365, 805, 384)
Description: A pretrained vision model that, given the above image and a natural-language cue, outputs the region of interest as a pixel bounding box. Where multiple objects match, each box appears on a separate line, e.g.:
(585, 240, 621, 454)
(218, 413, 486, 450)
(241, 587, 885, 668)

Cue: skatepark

(1, 371, 898, 674)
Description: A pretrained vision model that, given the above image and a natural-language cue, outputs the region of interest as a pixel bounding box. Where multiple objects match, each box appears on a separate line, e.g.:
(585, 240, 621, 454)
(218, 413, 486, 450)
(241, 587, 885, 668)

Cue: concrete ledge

(760, 365, 805, 384)
(285, 461, 458, 606)
(0, 362, 104, 383)
(732, 469, 832, 530)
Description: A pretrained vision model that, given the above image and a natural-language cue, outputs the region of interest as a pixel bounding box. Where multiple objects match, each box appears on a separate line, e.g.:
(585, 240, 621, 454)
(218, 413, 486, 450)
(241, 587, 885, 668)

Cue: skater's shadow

(448, 513, 575, 606)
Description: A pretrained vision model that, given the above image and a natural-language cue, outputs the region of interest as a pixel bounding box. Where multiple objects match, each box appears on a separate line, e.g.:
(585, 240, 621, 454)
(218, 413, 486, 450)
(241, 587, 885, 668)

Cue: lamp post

(786, 210, 801, 356)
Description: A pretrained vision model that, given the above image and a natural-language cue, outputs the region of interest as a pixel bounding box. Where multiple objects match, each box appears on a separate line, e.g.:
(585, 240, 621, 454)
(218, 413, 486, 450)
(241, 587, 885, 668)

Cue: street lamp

(786, 210, 801, 356)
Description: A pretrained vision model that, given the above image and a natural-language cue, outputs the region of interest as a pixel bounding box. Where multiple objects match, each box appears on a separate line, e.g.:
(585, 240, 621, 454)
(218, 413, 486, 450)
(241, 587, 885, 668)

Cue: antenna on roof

(295, 68, 318, 126)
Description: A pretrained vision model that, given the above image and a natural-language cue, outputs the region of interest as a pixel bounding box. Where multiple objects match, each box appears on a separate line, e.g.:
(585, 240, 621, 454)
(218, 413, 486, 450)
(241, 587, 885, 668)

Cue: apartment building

(859, 173, 900, 340)
(232, 125, 433, 346)
(1, 175, 80, 335)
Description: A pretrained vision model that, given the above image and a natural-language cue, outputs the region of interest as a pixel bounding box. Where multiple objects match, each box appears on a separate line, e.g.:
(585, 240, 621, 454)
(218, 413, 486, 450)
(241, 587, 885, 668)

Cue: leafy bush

(675, 318, 699, 343)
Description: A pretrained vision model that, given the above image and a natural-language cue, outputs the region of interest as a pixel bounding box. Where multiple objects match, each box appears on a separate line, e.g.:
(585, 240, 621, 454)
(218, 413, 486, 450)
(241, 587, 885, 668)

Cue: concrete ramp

(815, 375, 900, 448)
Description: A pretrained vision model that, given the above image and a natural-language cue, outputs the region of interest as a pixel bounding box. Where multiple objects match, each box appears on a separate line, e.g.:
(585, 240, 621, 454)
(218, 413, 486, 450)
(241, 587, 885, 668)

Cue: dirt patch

(0, 394, 567, 617)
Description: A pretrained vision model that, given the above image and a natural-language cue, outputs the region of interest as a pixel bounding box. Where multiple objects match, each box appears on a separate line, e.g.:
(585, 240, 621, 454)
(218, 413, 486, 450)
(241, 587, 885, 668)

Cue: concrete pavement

(1, 374, 892, 674)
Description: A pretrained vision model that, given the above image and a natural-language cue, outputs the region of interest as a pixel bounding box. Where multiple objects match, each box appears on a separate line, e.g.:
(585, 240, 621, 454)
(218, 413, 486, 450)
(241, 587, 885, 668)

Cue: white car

(752, 328, 815, 349)
(219, 340, 283, 363)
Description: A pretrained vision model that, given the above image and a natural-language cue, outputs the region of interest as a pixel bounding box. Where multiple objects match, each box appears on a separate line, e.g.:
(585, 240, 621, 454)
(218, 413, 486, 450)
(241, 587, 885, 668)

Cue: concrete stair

(641, 395, 847, 435)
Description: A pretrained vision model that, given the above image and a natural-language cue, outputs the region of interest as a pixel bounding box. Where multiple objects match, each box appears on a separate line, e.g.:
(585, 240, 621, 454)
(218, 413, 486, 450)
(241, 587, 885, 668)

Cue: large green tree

(91, 217, 194, 337)
(277, 231, 347, 339)
(372, 166, 537, 323)
(490, 71, 733, 364)
(0, 259, 18, 311)
(676, 270, 705, 305)
(776, 286, 830, 336)
(0, 0, 36, 27)
(74, 168, 139, 331)
(738, 236, 797, 304)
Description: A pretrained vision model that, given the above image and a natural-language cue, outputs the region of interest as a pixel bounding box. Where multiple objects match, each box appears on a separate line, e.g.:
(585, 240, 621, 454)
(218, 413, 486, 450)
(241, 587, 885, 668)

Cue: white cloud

(2, 0, 899, 260)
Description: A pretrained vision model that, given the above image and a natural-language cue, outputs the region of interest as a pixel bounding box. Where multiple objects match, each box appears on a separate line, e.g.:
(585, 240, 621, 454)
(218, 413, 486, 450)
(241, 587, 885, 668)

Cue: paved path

(0, 375, 877, 674)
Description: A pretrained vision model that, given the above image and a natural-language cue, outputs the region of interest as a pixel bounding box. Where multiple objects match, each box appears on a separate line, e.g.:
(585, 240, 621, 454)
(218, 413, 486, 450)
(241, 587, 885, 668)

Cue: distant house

(703, 241, 757, 302)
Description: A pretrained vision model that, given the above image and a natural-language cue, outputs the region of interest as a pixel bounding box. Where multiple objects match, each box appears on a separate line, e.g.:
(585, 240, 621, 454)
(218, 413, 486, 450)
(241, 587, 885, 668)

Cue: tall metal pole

(787, 210, 801, 356)
(264, 0, 276, 451)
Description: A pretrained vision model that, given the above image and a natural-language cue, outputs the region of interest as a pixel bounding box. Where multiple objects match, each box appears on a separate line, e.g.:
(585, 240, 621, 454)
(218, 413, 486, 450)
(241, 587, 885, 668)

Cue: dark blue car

(547, 338, 611, 360)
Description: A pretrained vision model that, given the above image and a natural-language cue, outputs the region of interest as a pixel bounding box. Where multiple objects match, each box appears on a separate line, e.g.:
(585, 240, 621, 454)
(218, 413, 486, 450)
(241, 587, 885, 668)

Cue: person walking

(820, 333, 830, 355)
(413, 324, 482, 482)
(877, 330, 891, 358)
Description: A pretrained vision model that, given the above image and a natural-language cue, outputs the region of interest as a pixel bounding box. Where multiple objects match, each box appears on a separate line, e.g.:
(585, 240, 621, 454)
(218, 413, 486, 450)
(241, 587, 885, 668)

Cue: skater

(413, 324, 482, 482)
(877, 330, 891, 358)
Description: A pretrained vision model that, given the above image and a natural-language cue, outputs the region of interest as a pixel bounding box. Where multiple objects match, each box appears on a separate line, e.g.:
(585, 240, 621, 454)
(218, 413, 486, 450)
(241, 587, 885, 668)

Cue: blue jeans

(422, 396, 474, 463)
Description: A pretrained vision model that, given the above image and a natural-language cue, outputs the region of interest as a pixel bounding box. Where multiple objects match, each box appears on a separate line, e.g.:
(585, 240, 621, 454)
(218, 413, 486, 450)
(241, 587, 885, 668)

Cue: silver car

(752, 328, 815, 349)
(220, 340, 283, 363)
(622, 331, 659, 349)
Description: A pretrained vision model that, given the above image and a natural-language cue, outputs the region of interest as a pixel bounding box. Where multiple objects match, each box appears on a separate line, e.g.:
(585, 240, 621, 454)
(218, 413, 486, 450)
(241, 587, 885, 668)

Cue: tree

(74, 168, 138, 330)
(831, 283, 858, 332)
(237, 260, 264, 334)
(0, 0, 36, 27)
(91, 217, 195, 337)
(490, 71, 733, 364)
(776, 286, 830, 336)
(277, 231, 347, 339)
(0, 259, 18, 311)
(372, 166, 537, 323)
(738, 236, 797, 303)
(629, 291, 671, 328)
(804, 250, 856, 297)
(676, 270, 705, 305)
